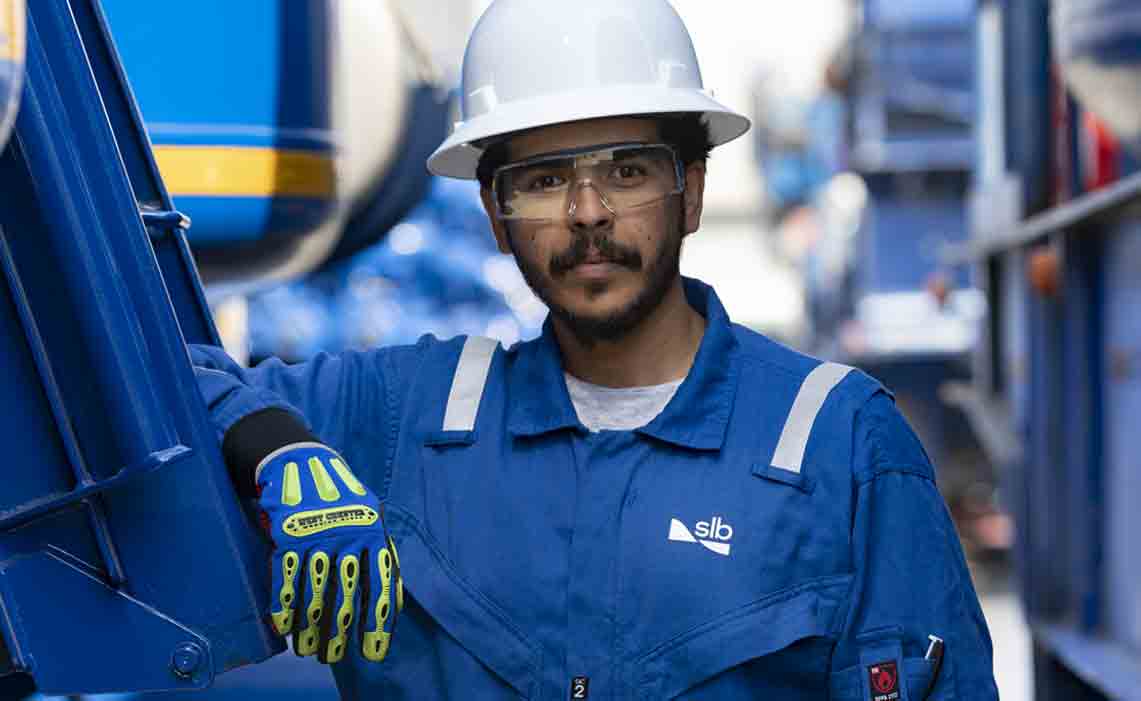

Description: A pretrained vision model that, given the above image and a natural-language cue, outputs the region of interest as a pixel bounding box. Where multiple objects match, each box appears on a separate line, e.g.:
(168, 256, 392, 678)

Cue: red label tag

(867, 660, 900, 701)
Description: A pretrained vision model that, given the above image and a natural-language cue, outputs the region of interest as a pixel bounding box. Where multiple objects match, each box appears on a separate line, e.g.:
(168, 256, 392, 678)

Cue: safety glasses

(491, 143, 684, 221)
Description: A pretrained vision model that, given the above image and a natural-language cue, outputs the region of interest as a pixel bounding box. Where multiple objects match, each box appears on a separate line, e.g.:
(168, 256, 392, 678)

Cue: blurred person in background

(190, 0, 998, 698)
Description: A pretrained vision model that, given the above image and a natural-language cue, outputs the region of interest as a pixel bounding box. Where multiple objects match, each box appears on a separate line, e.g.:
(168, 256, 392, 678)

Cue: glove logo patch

(282, 506, 379, 537)
(867, 660, 899, 700)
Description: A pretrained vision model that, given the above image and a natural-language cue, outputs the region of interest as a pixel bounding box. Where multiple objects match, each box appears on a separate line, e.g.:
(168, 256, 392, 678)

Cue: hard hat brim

(427, 85, 751, 180)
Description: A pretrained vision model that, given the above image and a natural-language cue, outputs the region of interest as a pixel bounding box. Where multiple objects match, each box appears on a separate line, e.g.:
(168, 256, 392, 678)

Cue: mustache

(549, 234, 644, 276)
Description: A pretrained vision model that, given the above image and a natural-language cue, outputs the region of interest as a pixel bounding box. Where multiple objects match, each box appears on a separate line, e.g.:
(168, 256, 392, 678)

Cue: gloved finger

(318, 553, 360, 664)
(269, 549, 302, 636)
(287, 549, 310, 654)
(391, 537, 404, 615)
(314, 554, 340, 663)
(359, 543, 398, 662)
(293, 550, 332, 657)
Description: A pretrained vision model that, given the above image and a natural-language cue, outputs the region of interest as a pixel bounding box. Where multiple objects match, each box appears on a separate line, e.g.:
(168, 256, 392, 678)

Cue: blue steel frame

(1059, 232, 1104, 633)
(956, 3, 1141, 696)
(0, 0, 282, 694)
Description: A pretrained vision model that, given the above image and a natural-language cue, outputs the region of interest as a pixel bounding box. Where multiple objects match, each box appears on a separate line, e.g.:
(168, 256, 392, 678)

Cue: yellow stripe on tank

(308, 457, 341, 502)
(152, 146, 335, 199)
(0, 1, 26, 63)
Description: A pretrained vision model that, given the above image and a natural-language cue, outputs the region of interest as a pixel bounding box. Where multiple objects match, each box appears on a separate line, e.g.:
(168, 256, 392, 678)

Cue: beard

(508, 201, 684, 346)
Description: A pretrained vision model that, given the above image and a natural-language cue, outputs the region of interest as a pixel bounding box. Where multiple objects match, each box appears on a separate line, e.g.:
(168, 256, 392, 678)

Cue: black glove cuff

(221, 409, 318, 498)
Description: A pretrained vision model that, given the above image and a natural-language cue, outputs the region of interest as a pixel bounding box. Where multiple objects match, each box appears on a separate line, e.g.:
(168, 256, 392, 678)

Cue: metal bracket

(140, 208, 191, 231)
(0, 547, 214, 694)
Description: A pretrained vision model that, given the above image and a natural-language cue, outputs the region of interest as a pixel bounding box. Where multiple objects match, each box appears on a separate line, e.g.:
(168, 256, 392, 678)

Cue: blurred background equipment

(761, 0, 1007, 566)
(1053, 0, 1141, 160)
(954, 0, 1141, 698)
(246, 177, 544, 363)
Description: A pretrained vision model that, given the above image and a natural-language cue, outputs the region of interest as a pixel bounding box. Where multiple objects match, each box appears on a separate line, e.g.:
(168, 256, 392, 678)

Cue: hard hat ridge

(428, 0, 750, 180)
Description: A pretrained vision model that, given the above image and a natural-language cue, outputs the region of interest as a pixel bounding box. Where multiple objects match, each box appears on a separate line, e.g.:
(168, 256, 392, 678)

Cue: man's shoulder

(365, 333, 476, 398)
(730, 323, 882, 407)
(729, 325, 918, 482)
(851, 391, 936, 483)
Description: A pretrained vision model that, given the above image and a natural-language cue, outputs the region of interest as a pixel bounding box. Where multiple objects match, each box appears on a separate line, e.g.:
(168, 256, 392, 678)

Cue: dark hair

(474, 113, 713, 188)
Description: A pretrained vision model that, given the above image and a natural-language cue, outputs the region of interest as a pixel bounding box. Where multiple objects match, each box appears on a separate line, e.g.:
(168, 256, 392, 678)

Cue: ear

(480, 186, 513, 254)
(682, 161, 706, 236)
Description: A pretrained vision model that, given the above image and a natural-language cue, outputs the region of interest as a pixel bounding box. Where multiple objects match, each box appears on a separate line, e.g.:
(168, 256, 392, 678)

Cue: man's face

(481, 118, 706, 344)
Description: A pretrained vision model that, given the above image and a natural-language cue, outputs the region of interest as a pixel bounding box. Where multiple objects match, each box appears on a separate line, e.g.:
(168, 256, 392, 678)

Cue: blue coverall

(193, 278, 998, 700)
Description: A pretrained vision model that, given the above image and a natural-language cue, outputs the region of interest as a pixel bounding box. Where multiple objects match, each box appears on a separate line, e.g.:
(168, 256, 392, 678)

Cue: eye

(523, 174, 566, 192)
(610, 164, 648, 183)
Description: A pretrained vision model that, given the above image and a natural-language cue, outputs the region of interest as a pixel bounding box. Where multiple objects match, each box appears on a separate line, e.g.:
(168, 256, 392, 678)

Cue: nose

(568, 182, 614, 231)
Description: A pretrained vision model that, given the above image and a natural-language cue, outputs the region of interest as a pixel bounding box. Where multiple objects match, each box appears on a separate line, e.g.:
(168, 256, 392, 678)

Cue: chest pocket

(366, 337, 544, 700)
(828, 634, 939, 700)
(622, 362, 860, 700)
(629, 574, 852, 700)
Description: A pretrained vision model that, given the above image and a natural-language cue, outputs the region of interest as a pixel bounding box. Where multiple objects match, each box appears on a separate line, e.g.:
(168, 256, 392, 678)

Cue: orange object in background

(1027, 246, 1063, 298)
(925, 271, 952, 307)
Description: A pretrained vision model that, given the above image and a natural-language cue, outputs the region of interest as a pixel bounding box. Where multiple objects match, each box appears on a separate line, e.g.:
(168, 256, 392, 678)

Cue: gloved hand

(255, 442, 403, 664)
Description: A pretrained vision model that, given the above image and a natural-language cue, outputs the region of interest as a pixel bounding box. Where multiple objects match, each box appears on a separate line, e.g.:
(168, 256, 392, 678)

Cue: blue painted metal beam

(0, 0, 284, 694)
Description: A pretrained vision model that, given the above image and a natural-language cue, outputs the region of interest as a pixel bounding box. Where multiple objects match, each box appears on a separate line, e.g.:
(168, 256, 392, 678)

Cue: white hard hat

(427, 0, 751, 180)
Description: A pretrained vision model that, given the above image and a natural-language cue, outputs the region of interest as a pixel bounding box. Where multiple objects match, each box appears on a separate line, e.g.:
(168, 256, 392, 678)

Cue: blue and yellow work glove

(255, 442, 403, 664)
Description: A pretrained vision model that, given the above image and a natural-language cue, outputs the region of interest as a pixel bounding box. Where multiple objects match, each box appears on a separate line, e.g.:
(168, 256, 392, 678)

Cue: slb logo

(694, 516, 734, 541)
(668, 516, 734, 556)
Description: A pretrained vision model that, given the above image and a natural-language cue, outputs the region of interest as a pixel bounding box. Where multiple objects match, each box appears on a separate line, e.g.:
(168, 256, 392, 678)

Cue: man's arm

(190, 344, 376, 495)
(189, 343, 406, 664)
(190, 345, 387, 461)
(830, 392, 998, 700)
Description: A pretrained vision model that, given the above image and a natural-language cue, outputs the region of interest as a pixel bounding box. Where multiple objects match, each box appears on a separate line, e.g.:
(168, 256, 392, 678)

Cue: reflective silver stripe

(771, 362, 854, 474)
(442, 336, 499, 432)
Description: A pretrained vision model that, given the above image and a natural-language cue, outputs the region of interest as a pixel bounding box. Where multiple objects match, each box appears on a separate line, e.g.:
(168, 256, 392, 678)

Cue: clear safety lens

(493, 143, 683, 221)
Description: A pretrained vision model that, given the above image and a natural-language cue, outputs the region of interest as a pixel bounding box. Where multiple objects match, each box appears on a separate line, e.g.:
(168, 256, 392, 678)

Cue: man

(193, 0, 999, 698)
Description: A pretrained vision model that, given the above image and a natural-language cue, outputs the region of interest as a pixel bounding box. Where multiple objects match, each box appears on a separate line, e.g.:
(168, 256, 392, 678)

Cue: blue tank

(100, 0, 339, 286)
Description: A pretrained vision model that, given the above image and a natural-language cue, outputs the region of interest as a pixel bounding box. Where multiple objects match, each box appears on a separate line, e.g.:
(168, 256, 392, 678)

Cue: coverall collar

(507, 277, 739, 451)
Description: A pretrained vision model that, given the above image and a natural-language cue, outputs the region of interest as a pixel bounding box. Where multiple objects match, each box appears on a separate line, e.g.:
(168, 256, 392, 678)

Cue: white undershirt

(564, 373, 684, 432)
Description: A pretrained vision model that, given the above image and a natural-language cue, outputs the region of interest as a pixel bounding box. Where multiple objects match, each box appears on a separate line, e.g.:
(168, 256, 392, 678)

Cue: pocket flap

(633, 574, 852, 699)
(386, 505, 540, 699)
